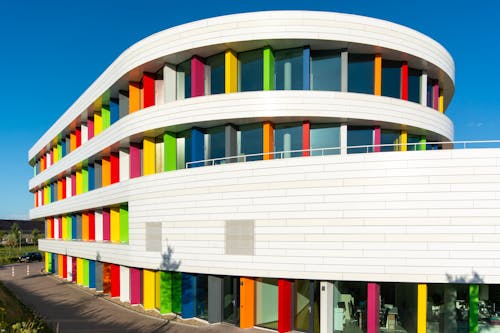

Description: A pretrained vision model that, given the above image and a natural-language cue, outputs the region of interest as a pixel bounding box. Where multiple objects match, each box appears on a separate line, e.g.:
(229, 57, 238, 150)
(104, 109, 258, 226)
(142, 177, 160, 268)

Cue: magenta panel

(130, 268, 142, 305)
(71, 173, 76, 196)
(130, 143, 141, 178)
(191, 56, 205, 97)
(373, 126, 381, 152)
(58, 218, 62, 239)
(88, 118, 94, 140)
(368, 283, 380, 333)
(433, 82, 439, 110)
(102, 208, 110, 241)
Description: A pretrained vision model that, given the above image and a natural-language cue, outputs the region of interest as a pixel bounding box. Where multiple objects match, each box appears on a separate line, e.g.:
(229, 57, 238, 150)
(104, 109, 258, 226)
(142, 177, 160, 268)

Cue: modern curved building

(30, 11, 500, 333)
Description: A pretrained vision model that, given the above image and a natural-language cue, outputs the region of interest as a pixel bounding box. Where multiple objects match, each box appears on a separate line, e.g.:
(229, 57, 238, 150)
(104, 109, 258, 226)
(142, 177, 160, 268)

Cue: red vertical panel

(143, 73, 156, 108)
(62, 255, 67, 278)
(278, 279, 292, 333)
(103, 263, 111, 294)
(302, 121, 310, 156)
(88, 118, 94, 139)
(72, 257, 77, 283)
(61, 177, 67, 199)
(50, 149, 54, 165)
(130, 143, 142, 178)
(401, 62, 408, 100)
(111, 264, 120, 297)
(191, 56, 205, 97)
(102, 208, 110, 241)
(71, 173, 76, 196)
(40, 189, 44, 206)
(110, 152, 120, 184)
(75, 127, 81, 148)
(34, 192, 38, 207)
(89, 211, 95, 241)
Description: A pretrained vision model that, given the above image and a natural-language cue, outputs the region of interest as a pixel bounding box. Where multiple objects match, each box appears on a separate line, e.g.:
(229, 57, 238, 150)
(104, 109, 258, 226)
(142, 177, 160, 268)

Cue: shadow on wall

(159, 244, 181, 271)
(445, 271, 484, 284)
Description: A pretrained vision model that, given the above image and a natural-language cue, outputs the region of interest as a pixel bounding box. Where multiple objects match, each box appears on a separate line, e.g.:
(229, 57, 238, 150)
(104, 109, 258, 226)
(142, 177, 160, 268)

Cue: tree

(10, 223, 21, 245)
(31, 229, 41, 246)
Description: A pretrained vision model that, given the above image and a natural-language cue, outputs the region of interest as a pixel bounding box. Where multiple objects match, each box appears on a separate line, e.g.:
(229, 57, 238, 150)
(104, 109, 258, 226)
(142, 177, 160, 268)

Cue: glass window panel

(382, 60, 401, 98)
(238, 123, 263, 161)
(408, 69, 421, 103)
(255, 278, 278, 330)
(426, 79, 433, 107)
(478, 284, 500, 332)
(295, 280, 311, 332)
(206, 53, 225, 95)
(381, 130, 400, 152)
(207, 126, 226, 161)
(275, 47, 303, 90)
(407, 134, 421, 151)
(311, 51, 341, 91)
(347, 127, 373, 154)
(195, 275, 208, 320)
(334, 281, 367, 333)
(310, 124, 340, 155)
(427, 284, 469, 333)
(380, 283, 417, 333)
(176, 60, 191, 99)
(176, 130, 191, 169)
(223, 276, 240, 324)
(238, 49, 263, 92)
(274, 123, 303, 158)
(348, 54, 374, 94)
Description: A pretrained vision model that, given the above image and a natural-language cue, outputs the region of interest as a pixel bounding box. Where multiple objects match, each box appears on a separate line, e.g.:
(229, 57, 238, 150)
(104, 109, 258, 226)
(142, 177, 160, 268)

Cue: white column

(320, 281, 334, 333)
(54, 217, 59, 239)
(95, 210, 103, 241)
(340, 123, 348, 155)
(66, 174, 72, 198)
(119, 148, 130, 181)
(163, 64, 176, 103)
(46, 152, 52, 168)
(204, 64, 211, 94)
(284, 61, 292, 90)
(420, 71, 428, 106)
(66, 256, 72, 282)
(120, 266, 130, 303)
(81, 124, 88, 145)
(155, 79, 164, 105)
(341, 50, 348, 92)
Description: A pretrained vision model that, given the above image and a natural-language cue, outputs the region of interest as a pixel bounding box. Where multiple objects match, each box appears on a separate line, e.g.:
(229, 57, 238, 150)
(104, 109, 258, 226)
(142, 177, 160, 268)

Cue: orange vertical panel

(103, 263, 111, 294)
(129, 82, 141, 113)
(240, 277, 255, 328)
(70, 132, 76, 152)
(102, 156, 111, 187)
(263, 121, 274, 160)
(82, 212, 89, 241)
(57, 179, 63, 201)
(374, 54, 382, 96)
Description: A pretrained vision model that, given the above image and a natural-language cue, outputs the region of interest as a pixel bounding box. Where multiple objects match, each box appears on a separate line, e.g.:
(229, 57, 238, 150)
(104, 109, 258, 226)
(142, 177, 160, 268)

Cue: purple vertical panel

(433, 82, 439, 110)
(130, 268, 142, 305)
(72, 257, 77, 283)
(368, 283, 380, 333)
(102, 208, 110, 241)
(191, 56, 205, 97)
(373, 126, 381, 152)
(71, 173, 76, 196)
(130, 143, 141, 178)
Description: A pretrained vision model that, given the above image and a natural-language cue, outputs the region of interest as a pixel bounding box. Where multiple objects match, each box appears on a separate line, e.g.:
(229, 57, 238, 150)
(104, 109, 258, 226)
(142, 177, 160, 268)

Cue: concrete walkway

(0, 262, 264, 333)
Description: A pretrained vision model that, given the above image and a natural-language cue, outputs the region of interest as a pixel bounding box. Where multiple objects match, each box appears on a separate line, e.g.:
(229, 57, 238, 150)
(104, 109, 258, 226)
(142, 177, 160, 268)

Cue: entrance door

(223, 276, 240, 325)
(295, 280, 320, 333)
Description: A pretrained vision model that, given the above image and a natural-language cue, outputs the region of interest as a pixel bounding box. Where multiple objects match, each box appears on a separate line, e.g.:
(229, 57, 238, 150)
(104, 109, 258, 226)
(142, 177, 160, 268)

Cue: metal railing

(185, 140, 500, 168)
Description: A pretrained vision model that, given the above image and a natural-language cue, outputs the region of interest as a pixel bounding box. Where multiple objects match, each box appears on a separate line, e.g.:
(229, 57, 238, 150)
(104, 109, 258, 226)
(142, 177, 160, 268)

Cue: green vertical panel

(263, 46, 275, 91)
(82, 165, 88, 193)
(160, 271, 172, 314)
(83, 259, 89, 287)
(67, 215, 72, 240)
(47, 185, 51, 204)
(120, 204, 129, 243)
(172, 272, 182, 314)
(101, 106, 110, 130)
(164, 132, 177, 171)
(57, 142, 62, 160)
(469, 284, 479, 333)
(418, 136, 427, 151)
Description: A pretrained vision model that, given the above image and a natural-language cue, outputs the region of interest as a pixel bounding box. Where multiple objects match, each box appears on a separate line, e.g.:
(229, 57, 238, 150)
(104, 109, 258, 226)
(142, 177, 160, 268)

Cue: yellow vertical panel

(94, 111, 102, 135)
(129, 82, 141, 113)
(155, 270, 161, 309)
(225, 50, 238, 93)
(61, 216, 67, 240)
(417, 284, 427, 333)
(110, 207, 120, 243)
(143, 137, 156, 176)
(374, 54, 382, 96)
(45, 252, 50, 273)
(400, 130, 408, 152)
(77, 258, 83, 285)
(75, 169, 82, 195)
(53, 146, 58, 163)
(263, 121, 274, 160)
(143, 269, 156, 310)
(439, 93, 444, 113)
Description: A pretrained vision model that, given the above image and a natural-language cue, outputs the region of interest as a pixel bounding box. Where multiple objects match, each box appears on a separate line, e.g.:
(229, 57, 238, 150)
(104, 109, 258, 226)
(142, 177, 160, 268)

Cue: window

(347, 126, 373, 154)
(176, 60, 191, 99)
(408, 68, 421, 103)
(206, 53, 225, 95)
(238, 123, 263, 161)
(255, 278, 278, 330)
(348, 54, 374, 94)
(238, 49, 263, 92)
(274, 123, 302, 158)
(207, 126, 225, 161)
(275, 48, 303, 90)
(310, 124, 340, 155)
(426, 79, 434, 108)
(176, 130, 191, 169)
(407, 134, 422, 151)
(381, 130, 400, 152)
(311, 50, 341, 91)
(382, 60, 401, 98)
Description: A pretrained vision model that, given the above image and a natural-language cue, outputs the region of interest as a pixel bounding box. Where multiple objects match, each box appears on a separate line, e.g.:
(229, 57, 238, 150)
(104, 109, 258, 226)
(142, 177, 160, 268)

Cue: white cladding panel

(39, 148, 500, 283)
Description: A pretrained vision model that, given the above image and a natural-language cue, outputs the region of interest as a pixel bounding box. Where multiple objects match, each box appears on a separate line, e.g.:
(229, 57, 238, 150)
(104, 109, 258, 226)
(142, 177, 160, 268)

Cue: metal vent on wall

(145, 222, 162, 252)
(225, 220, 255, 255)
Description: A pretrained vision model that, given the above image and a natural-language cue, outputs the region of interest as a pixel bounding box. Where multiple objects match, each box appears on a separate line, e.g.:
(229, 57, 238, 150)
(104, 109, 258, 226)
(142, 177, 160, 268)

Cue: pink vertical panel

(433, 82, 439, 110)
(102, 208, 110, 241)
(130, 268, 142, 305)
(368, 283, 380, 333)
(130, 143, 141, 178)
(191, 56, 205, 97)
(302, 121, 310, 157)
(373, 126, 381, 152)
(71, 173, 76, 196)
(88, 118, 94, 139)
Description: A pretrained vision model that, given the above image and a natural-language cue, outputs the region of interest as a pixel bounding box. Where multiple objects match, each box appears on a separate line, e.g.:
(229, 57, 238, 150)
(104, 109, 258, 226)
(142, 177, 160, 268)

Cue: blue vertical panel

(51, 253, 56, 273)
(182, 273, 196, 318)
(61, 138, 66, 157)
(89, 260, 96, 288)
(71, 215, 77, 240)
(110, 98, 119, 125)
(190, 127, 204, 168)
(88, 164, 95, 191)
(303, 46, 310, 90)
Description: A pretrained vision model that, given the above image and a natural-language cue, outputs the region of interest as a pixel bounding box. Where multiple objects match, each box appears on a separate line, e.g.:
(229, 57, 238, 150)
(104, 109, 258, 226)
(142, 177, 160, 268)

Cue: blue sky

(0, 0, 498, 219)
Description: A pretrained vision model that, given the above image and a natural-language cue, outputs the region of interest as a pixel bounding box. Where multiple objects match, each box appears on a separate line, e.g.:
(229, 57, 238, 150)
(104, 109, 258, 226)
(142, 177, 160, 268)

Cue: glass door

(223, 276, 240, 325)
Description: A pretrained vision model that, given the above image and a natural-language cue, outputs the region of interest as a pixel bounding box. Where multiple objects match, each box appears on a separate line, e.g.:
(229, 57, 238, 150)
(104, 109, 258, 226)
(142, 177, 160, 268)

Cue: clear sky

(0, 0, 498, 219)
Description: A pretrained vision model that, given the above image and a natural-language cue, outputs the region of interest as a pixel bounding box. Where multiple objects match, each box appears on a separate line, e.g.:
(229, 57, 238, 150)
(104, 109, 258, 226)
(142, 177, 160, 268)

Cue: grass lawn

(0, 245, 41, 265)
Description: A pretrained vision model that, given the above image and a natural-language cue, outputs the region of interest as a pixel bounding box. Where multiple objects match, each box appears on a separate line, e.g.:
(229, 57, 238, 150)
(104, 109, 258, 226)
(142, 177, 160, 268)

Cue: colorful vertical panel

(278, 279, 291, 333)
(119, 204, 128, 243)
(71, 173, 76, 196)
(263, 46, 275, 91)
(82, 165, 88, 193)
(58, 254, 64, 277)
(82, 212, 89, 241)
(111, 264, 120, 297)
(103, 263, 111, 294)
(172, 272, 182, 314)
(75, 169, 82, 194)
(432, 82, 439, 110)
(164, 132, 177, 171)
(143, 269, 156, 310)
(367, 283, 380, 333)
(94, 111, 102, 136)
(263, 121, 274, 160)
(400, 130, 408, 152)
(83, 259, 89, 287)
(102, 208, 110, 241)
(75, 127, 81, 148)
(240, 277, 255, 328)
(374, 54, 382, 96)
(76, 258, 83, 285)
(417, 284, 427, 333)
(182, 273, 196, 318)
(61, 177, 66, 199)
(130, 143, 142, 178)
(191, 57, 205, 97)
(143, 137, 156, 175)
(120, 266, 130, 303)
(470, 284, 479, 333)
(89, 260, 96, 289)
(88, 164, 94, 191)
(110, 152, 119, 184)
(129, 82, 141, 113)
(71, 215, 77, 240)
(439, 90, 444, 113)
(102, 156, 111, 187)
(143, 73, 156, 108)
(110, 206, 120, 243)
(110, 98, 119, 124)
(302, 47, 310, 90)
(401, 61, 408, 100)
(130, 268, 142, 305)
(88, 211, 95, 241)
(302, 121, 310, 157)
(88, 117, 94, 139)
(159, 271, 172, 314)
(373, 126, 381, 152)
(61, 255, 67, 278)
(70, 131, 76, 152)
(190, 128, 204, 168)
(225, 50, 238, 93)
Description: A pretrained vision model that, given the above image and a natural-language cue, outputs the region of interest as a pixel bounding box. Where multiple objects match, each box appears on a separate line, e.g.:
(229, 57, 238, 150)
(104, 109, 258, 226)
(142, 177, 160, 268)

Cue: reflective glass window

(207, 126, 225, 161)
(427, 284, 469, 333)
(407, 134, 421, 151)
(380, 283, 417, 333)
(176, 60, 191, 99)
(238, 49, 263, 92)
(408, 68, 421, 103)
(347, 126, 373, 154)
(311, 50, 341, 91)
(195, 275, 208, 320)
(310, 124, 340, 155)
(176, 130, 191, 169)
(275, 48, 303, 90)
(381, 130, 400, 152)
(238, 123, 263, 161)
(426, 79, 433, 107)
(348, 54, 374, 94)
(255, 278, 278, 330)
(333, 281, 367, 333)
(206, 53, 225, 95)
(274, 123, 302, 158)
(382, 60, 401, 98)
(294, 280, 320, 333)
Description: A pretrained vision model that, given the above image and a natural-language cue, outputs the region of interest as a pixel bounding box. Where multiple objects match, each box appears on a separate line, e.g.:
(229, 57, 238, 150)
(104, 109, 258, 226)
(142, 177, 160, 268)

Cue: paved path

(0, 262, 263, 333)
